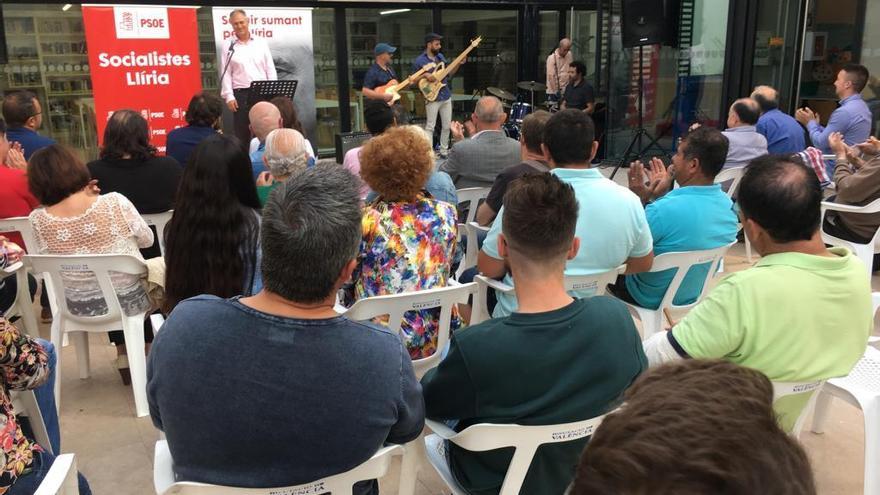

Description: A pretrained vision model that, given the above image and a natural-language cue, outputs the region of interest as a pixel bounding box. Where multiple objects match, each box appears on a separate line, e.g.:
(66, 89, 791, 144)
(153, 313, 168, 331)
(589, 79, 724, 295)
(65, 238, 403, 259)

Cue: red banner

(83, 6, 201, 154)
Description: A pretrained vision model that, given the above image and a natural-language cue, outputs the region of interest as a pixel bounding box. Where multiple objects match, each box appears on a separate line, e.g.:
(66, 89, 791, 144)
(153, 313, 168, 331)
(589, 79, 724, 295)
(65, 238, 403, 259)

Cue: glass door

(750, 0, 804, 112)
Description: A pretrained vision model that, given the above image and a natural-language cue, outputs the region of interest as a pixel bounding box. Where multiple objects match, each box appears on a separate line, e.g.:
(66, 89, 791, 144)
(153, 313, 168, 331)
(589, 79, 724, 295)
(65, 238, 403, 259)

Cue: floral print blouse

(0, 317, 49, 493)
(355, 193, 459, 359)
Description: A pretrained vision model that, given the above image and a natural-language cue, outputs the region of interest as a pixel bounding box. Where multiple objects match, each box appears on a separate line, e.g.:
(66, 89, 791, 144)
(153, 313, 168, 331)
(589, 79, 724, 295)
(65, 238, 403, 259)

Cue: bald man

(441, 96, 520, 188)
(248, 101, 283, 179)
(751, 85, 806, 154)
(721, 98, 768, 169)
(546, 38, 573, 102)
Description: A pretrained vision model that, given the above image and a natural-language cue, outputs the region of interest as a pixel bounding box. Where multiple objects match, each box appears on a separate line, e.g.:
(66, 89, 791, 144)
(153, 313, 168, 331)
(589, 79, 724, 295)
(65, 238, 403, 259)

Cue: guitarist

(362, 43, 398, 103)
(412, 33, 460, 158)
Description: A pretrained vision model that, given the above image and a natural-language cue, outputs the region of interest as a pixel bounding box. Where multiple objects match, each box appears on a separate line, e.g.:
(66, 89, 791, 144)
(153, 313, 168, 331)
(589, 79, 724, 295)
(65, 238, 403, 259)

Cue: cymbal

(517, 80, 546, 92)
(487, 86, 515, 101)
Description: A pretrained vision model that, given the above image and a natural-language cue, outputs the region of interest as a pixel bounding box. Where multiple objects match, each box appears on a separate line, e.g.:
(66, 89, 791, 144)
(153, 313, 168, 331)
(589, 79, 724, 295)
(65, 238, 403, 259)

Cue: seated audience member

(440, 96, 520, 188)
(147, 165, 424, 492)
(29, 145, 154, 384)
(571, 360, 816, 495)
(248, 101, 283, 180)
(0, 316, 91, 495)
(475, 110, 552, 226)
(255, 128, 311, 206)
(0, 118, 37, 249)
(422, 174, 646, 495)
(643, 155, 871, 432)
(166, 92, 223, 165)
(751, 85, 806, 154)
(721, 98, 768, 168)
(478, 109, 653, 318)
(348, 100, 457, 204)
(2, 90, 54, 160)
(612, 127, 738, 309)
(355, 126, 458, 359)
(87, 109, 181, 259)
(162, 134, 263, 314)
(796, 64, 871, 157)
(249, 96, 315, 159)
(822, 132, 880, 268)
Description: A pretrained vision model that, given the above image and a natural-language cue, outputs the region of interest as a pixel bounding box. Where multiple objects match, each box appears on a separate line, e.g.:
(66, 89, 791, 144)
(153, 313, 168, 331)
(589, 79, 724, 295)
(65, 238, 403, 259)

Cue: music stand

(247, 80, 298, 106)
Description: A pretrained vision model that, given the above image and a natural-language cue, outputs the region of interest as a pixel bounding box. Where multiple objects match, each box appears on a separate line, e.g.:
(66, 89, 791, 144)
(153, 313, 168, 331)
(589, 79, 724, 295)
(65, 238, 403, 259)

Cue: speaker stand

(609, 44, 668, 180)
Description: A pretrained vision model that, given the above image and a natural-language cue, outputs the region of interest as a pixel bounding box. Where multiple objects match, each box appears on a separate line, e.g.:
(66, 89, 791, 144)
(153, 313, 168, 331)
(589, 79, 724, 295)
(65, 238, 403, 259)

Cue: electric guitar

(418, 36, 482, 102)
(374, 62, 437, 105)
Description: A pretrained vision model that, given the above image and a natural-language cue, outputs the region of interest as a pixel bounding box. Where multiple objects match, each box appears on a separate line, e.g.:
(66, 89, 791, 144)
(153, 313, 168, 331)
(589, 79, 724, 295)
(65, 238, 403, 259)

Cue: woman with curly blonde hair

(354, 125, 459, 359)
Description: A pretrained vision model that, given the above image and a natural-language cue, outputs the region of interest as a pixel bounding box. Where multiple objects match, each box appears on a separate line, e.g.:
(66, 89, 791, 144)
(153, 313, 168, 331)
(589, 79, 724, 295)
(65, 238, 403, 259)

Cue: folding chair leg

(809, 390, 832, 434)
(122, 316, 149, 417)
(71, 331, 90, 380)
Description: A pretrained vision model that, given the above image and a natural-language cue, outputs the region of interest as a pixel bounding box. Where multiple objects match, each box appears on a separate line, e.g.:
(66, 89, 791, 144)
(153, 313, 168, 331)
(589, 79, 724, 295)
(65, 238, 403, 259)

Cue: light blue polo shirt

(624, 184, 738, 309)
(482, 167, 653, 317)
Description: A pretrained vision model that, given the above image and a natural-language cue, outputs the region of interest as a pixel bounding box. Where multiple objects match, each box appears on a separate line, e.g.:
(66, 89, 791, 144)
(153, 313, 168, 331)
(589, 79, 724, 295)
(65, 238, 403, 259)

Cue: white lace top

(29, 193, 154, 316)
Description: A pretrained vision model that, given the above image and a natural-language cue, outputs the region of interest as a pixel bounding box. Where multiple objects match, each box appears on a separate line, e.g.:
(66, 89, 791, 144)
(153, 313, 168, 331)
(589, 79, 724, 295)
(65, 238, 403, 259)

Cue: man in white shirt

(220, 9, 277, 149)
(721, 98, 768, 169)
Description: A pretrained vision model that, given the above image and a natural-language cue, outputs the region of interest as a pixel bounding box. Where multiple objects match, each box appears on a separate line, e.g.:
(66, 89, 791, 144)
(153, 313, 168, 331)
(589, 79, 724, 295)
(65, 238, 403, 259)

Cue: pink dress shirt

(220, 36, 278, 103)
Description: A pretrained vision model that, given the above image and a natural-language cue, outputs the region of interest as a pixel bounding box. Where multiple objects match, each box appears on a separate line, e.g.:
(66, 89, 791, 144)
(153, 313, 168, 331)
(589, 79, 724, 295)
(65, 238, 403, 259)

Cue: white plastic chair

(344, 283, 475, 378)
(10, 389, 53, 455)
(153, 439, 406, 495)
(142, 211, 173, 257)
(34, 453, 79, 495)
(820, 197, 880, 278)
(26, 254, 151, 418)
(456, 187, 490, 226)
(714, 167, 752, 262)
(0, 216, 38, 252)
(771, 380, 825, 438)
(424, 414, 606, 495)
(471, 267, 622, 325)
(807, 293, 880, 495)
(609, 243, 733, 339)
(0, 261, 39, 337)
(455, 222, 489, 280)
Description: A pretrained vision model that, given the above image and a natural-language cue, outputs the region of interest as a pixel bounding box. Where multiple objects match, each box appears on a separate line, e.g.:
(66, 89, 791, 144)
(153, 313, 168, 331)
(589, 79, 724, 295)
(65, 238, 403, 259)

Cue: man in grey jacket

(440, 96, 520, 188)
(721, 98, 768, 169)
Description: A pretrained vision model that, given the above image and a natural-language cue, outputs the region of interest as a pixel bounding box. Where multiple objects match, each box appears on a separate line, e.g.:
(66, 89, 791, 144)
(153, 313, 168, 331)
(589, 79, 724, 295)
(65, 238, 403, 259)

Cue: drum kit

(487, 81, 552, 140)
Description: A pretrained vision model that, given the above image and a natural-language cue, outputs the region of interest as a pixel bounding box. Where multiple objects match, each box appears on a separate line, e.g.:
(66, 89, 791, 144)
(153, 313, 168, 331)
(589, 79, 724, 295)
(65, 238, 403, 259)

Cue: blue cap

(374, 43, 397, 56)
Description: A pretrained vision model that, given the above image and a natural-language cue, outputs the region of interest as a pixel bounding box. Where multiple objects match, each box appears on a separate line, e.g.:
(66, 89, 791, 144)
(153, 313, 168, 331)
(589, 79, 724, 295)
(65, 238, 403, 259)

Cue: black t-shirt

(562, 79, 595, 111)
(484, 160, 550, 215)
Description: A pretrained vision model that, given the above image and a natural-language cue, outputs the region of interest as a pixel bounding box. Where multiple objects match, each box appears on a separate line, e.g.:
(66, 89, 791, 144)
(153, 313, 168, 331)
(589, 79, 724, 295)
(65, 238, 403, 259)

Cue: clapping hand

(450, 121, 465, 142)
(5, 145, 26, 171)
(828, 132, 848, 157)
(628, 157, 672, 204)
(795, 107, 819, 126)
(855, 136, 880, 156)
(0, 236, 24, 265)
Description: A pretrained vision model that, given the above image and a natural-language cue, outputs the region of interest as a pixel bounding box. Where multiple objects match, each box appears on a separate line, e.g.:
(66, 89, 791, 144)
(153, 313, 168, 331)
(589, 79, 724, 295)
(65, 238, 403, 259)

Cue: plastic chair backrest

(456, 187, 490, 225)
(34, 453, 78, 495)
(25, 254, 148, 330)
(647, 243, 734, 312)
(713, 167, 744, 198)
(0, 216, 37, 252)
(821, 197, 880, 249)
(426, 414, 606, 495)
(10, 389, 53, 455)
(564, 268, 622, 295)
(456, 222, 490, 279)
(772, 380, 825, 437)
(344, 283, 475, 378)
(141, 211, 173, 257)
(154, 439, 402, 495)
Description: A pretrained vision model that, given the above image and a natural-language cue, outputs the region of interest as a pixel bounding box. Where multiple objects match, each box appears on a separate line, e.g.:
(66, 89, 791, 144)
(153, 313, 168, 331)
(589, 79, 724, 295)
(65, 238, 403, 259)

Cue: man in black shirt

(561, 61, 595, 114)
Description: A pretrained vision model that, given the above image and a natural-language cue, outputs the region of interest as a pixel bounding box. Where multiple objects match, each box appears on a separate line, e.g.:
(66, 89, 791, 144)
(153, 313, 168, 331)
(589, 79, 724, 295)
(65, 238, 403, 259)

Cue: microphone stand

(218, 40, 236, 88)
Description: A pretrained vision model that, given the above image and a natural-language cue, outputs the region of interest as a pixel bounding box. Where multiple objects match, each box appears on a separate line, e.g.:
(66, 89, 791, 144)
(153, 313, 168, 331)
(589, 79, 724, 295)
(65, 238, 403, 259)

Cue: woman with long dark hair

(162, 134, 263, 314)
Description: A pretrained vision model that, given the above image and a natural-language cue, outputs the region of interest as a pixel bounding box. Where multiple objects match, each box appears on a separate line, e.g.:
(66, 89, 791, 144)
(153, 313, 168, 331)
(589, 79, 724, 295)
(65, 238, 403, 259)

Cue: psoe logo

(114, 7, 170, 39)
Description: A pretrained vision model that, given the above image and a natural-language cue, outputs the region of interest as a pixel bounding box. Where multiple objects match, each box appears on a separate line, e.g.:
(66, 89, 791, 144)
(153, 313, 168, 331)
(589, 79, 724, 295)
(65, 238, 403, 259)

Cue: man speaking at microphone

(220, 9, 277, 148)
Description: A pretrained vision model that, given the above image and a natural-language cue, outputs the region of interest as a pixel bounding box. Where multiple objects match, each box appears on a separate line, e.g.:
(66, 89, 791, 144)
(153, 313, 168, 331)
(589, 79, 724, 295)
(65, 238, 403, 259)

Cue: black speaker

(621, 0, 680, 48)
(335, 131, 371, 164)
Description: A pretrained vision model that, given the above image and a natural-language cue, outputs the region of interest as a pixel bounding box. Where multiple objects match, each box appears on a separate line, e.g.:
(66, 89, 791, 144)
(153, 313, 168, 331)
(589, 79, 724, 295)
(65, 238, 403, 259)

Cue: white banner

(212, 7, 316, 145)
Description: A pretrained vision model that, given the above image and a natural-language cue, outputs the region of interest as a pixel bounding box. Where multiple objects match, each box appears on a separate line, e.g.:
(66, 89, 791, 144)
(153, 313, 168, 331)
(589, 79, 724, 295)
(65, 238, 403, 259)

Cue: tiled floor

(23, 241, 873, 494)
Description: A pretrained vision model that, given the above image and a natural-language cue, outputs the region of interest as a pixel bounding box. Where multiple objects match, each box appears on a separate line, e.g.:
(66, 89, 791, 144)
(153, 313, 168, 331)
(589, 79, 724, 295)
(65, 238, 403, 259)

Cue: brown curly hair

(359, 125, 433, 202)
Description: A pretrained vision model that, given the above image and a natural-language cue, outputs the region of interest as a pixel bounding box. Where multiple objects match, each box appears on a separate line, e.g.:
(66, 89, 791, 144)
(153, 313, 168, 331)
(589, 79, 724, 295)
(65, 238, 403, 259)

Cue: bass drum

(503, 122, 520, 141)
(510, 102, 533, 123)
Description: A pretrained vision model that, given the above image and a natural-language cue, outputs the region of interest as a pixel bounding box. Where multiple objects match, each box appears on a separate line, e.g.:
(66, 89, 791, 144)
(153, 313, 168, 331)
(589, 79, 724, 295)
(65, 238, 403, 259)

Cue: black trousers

(232, 88, 253, 150)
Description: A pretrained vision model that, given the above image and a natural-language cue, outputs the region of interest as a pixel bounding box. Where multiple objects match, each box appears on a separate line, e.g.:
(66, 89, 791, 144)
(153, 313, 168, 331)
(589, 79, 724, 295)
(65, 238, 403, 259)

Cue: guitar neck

(436, 44, 477, 79)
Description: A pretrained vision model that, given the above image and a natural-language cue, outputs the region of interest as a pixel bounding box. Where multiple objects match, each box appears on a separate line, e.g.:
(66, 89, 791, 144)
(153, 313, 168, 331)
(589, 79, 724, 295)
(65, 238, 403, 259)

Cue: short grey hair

(260, 164, 362, 303)
(475, 96, 504, 123)
(229, 9, 246, 19)
(264, 128, 309, 178)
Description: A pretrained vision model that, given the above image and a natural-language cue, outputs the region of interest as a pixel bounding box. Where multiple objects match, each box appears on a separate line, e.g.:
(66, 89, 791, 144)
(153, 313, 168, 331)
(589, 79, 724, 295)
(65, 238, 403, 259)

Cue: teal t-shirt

(421, 297, 647, 495)
(624, 184, 738, 309)
(482, 167, 653, 317)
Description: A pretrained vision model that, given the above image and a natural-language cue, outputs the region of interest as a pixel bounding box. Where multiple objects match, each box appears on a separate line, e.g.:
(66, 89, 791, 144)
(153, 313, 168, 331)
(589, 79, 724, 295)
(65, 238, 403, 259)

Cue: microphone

(229, 39, 237, 53)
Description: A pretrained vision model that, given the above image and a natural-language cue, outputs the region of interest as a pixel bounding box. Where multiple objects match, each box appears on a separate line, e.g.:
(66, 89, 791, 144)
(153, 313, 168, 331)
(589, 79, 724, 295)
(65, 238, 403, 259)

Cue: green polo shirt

(421, 297, 647, 495)
(672, 247, 871, 431)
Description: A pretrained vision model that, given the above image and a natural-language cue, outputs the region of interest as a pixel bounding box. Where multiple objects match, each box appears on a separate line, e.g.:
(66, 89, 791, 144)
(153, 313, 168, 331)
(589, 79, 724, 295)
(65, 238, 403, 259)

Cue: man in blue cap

(413, 33, 457, 157)
(362, 43, 398, 103)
